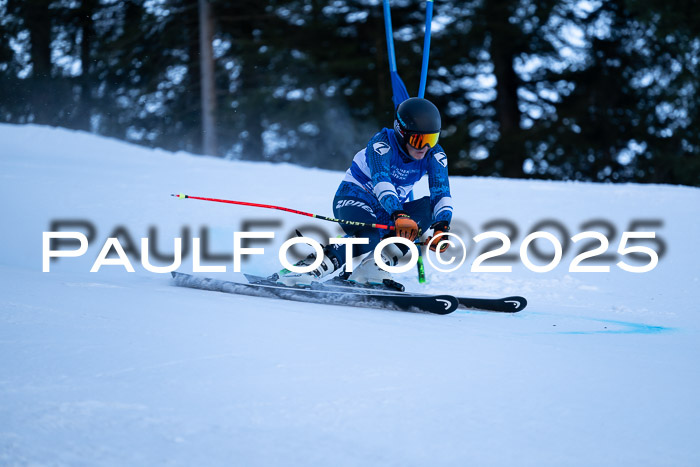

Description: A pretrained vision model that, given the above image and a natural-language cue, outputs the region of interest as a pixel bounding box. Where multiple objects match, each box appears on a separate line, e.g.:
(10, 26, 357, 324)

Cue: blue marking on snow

(454, 310, 673, 335)
(557, 318, 672, 335)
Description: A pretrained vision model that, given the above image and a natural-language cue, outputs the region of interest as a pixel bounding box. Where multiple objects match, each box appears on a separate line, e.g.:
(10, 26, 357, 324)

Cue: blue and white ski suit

(327, 127, 453, 264)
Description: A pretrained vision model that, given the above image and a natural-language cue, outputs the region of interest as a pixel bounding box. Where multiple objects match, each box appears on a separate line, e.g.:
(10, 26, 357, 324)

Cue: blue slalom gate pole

(383, 0, 410, 108)
(418, 0, 434, 98)
(383, 0, 397, 73)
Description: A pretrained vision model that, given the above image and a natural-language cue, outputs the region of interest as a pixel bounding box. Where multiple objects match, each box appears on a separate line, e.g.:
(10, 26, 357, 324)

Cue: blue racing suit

(326, 127, 453, 266)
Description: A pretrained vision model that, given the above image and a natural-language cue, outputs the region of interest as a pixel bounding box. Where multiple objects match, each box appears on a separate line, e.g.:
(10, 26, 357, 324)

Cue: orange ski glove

(391, 211, 419, 241)
(425, 221, 451, 253)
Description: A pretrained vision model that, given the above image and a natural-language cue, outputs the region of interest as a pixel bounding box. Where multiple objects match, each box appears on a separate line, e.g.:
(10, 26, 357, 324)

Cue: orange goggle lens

(406, 132, 440, 150)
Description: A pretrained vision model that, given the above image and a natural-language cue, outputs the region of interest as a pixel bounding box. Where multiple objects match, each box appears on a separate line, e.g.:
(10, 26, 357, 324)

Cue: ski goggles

(406, 131, 440, 150)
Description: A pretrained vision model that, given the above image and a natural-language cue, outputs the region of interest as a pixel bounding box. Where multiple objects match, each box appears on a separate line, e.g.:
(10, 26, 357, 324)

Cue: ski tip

(503, 296, 527, 312)
(432, 295, 459, 315)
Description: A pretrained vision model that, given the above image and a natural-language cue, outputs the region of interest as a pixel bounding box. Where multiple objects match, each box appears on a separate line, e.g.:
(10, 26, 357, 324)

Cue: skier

(277, 97, 453, 287)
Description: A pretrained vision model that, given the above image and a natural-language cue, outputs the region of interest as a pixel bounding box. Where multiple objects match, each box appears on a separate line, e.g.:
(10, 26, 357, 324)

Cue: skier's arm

(366, 135, 403, 215)
(427, 145, 453, 225)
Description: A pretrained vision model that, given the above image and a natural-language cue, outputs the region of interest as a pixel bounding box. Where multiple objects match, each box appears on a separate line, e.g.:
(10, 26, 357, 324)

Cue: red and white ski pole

(171, 193, 396, 231)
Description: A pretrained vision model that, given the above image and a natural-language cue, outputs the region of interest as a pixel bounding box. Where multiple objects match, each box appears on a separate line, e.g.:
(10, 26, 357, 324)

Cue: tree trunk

(484, 0, 524, 178)
(25, 0, 53, 125)
(78, 0, 97, 131)
(198, 0, 218, 156)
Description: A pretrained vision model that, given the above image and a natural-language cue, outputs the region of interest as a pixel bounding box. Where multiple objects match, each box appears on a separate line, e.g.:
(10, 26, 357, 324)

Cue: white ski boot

(276, 251, 338, 287)
(348, 242, 405, 285)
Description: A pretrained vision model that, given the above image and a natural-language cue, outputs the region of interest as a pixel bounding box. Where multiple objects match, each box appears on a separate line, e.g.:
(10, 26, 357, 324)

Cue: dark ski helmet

(394, 97, 441, 150)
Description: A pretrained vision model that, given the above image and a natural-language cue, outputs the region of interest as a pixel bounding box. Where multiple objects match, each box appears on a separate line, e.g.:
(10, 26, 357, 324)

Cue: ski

(322, 276, 527, 312)
(171, 272, 458, 315)
(244, 273, 527, 313)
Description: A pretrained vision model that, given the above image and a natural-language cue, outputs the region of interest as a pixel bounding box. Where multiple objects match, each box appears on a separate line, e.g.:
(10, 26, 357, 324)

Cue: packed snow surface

(1, 124, 699, 466)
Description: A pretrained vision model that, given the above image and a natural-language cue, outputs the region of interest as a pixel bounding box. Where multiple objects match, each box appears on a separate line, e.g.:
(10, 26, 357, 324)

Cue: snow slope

(1, 123, 699, 466)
